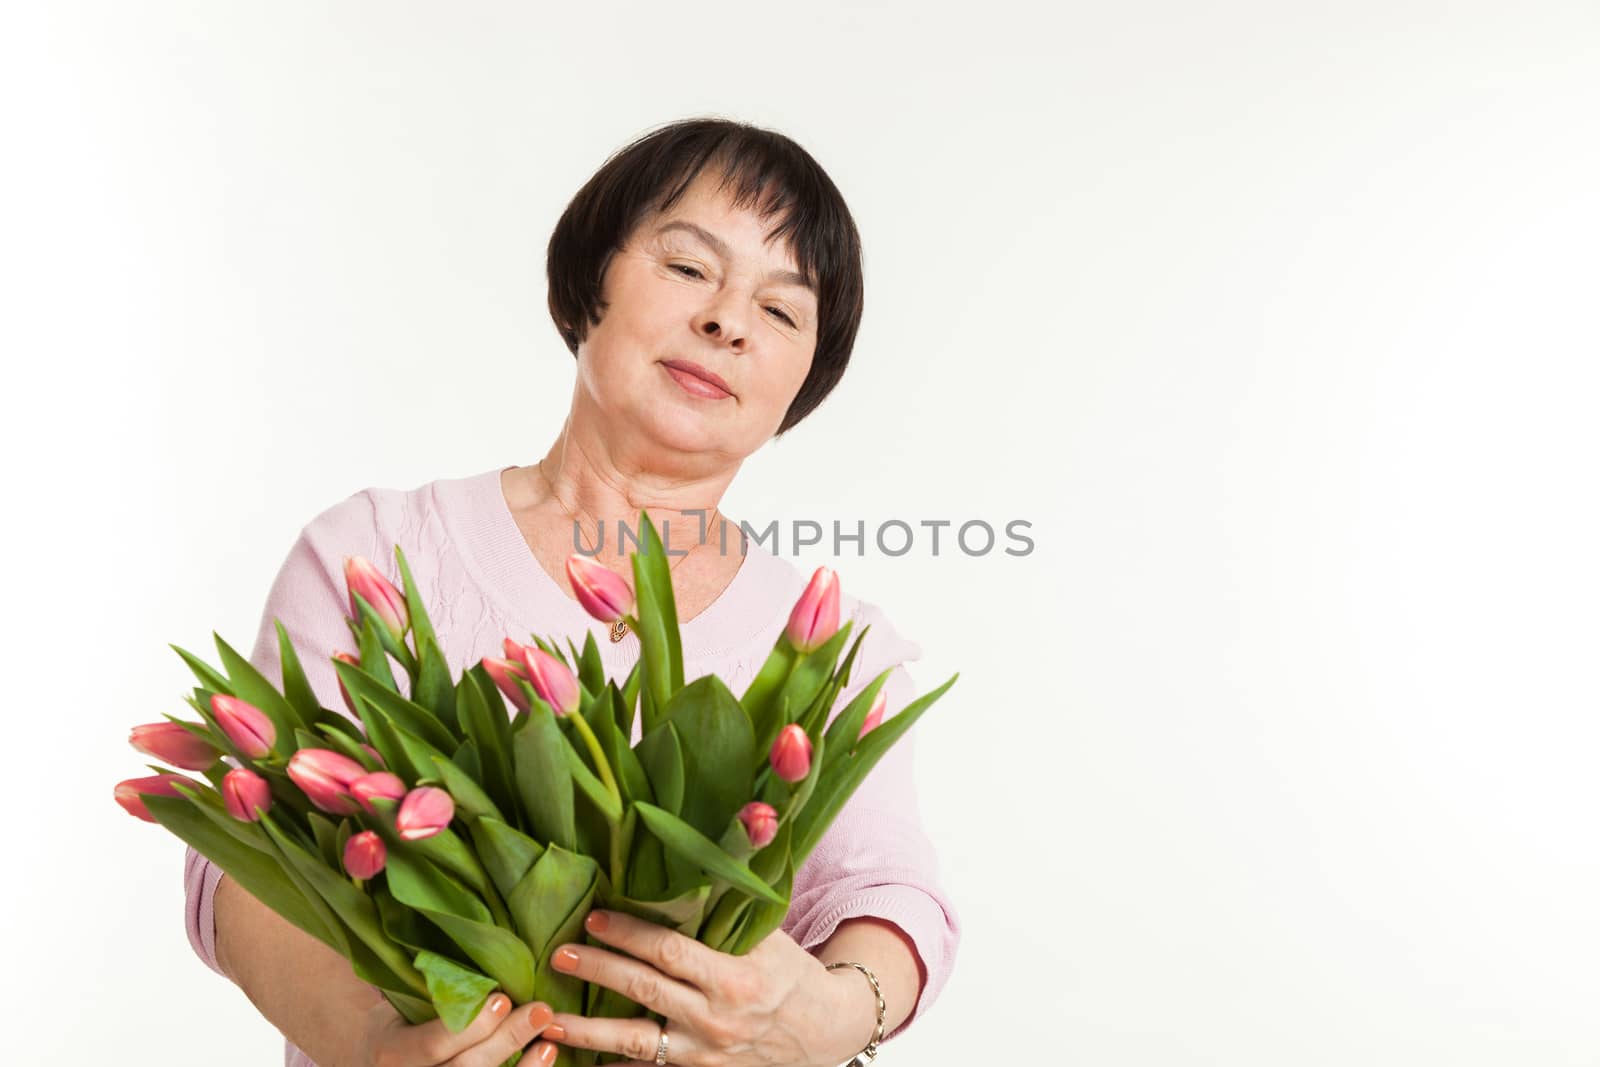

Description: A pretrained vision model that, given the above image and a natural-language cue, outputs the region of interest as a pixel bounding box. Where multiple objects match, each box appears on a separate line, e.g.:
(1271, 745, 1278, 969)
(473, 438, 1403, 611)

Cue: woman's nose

(693, 291, 752, 350)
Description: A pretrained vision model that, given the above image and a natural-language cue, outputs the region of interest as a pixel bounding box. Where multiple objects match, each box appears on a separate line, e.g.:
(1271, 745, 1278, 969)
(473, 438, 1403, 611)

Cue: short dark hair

(546, 117, 865, 436)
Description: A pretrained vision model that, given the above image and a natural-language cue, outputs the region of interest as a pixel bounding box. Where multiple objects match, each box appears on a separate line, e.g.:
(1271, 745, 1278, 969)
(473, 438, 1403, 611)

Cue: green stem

(567, 707, 621, 806)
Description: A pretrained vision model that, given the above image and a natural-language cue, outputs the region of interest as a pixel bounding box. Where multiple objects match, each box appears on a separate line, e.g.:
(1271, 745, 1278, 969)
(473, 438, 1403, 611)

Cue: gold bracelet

(826, 960, 886, 1066)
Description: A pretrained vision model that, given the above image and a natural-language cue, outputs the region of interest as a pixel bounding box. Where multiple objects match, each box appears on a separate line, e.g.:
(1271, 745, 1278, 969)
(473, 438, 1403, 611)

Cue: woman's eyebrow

(655, 220, 814, 294)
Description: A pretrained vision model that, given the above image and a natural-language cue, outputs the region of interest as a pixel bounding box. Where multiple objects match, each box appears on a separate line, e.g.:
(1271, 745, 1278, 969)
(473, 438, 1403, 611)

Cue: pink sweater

(183, 465, 960, 1065)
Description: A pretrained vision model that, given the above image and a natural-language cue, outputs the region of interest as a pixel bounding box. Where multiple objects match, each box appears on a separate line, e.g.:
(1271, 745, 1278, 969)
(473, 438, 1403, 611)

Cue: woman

(184, 118, 960, 1067)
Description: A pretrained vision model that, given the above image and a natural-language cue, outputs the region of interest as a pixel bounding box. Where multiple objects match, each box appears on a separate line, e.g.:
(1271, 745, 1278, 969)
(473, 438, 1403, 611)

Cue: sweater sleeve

(183, 489, 384, 978)
(781, 601, 962, 1042)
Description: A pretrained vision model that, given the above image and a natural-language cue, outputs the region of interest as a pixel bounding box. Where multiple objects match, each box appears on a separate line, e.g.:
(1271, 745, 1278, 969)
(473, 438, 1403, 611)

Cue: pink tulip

(128, 722, 219, 772)
(350, 771, 407, 815)
(738, 801, 779, 849)
(785, 567, 840, 653)
(210, 693, 277, 759)
(482, 656, 533, 712)
(565, 554, 635, 623)
(221, 767, 273, 822)
(769, 724, 813, 783)
(113, 774, 195, 823)
(332, 652, 361, 715)
(396, 786, 455, 841)
(858, 688, 887, 740)
(343, 555, 409, 641)
(287, 748, 367, 815)
(344, 831, 387, 880)
(519, 646, 581, 717)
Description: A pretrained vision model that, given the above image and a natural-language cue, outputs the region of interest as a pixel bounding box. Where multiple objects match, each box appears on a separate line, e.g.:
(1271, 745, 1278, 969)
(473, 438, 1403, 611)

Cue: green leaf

(142, 793, 335, 949)
(760, 622, 853, 757)
(355, 607, 398, 694)
(350, 589, 418, 675)
(630, 511, 684, 731)
(414, 949, 498, 1034)
(660, 676, 754, 841)
(635, 723, 684, 815)
(512, 703, 576, 851)
(276, 620, 324, 725)
(413, 632, 460, 737)
(619, 661, 642, 740)
(605, 883, 711, 937)
(427, 752, 506, 827)
(169, 642, 232, 695)
(308, 811, 342, 869)
(507, 845, 599, 1017)
(470, 816, 545, 899)
(386, 848, 536, 1003)
(316, 722, 384, 771)
(459, 665, 518, 820)
(728, 855, 794, 955)
(741, 640, 798, 745)
(633, 802, 783, 906)
(792, 672, 958, 863)
(820, 669, 893, 764)
(797, 624, 871, 738)
(214, 631, 308, 740)
(564, 742, 622, 823)
(392, 544, 437, 647)
(258, 812, 429, 996)
(576, 631, 606, 697)
(335, 656, 456, 754)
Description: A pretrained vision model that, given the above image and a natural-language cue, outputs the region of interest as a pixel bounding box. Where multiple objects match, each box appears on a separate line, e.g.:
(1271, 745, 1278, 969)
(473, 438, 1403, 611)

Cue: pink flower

(286, 748, 367, 815)
(785, 567, 840, 653)
(113, 774, 195, 823)
(128, 722, 219, 772)
(343, 555, 409, 641)
(565, 554, 635, 623)
(350, 771, 407, 815)
(396, 786, 455, 841)
(343, 831, 387, 880)
(518, 645, 582, 717)
(769, 724, 813, 783)
(738, 801, 779, 849)
(332, 652, 361, 716)
(859, 688, 887, 740)
(221, 768, 273, 822)
(482, 656, 532, 712)
(210, 693, 276, 759)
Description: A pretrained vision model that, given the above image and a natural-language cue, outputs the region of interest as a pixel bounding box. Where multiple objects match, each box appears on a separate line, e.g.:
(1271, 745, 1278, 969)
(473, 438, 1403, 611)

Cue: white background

(4, 2, 1598, 1064)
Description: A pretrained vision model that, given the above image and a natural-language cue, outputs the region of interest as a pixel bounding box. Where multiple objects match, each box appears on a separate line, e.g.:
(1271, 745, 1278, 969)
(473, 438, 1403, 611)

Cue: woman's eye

(670, 263, 704, 279)
(671, 263, 794, 327)
(766, 307, 796, 327)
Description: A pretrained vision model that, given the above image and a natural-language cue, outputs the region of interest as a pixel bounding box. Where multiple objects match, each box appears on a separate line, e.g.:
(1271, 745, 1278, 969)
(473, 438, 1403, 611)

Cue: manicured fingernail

(488, 995, 508, 1015)
(552, 947, 581, 972)
(527, 1003, 552, 1029)
(544, 1023, 567, 1041)
(585, 910, 609, 933)
(535, 1041, 559, 1066)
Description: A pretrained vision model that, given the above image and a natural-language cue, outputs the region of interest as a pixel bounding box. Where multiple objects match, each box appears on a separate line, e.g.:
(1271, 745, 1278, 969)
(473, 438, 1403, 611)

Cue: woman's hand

(542, 909, 876, 1067)
(352, 993, 561, 1067)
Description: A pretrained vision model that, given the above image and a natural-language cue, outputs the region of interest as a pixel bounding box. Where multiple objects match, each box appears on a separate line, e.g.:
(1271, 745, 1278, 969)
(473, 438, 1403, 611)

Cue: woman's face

(573, 169, 819, 462)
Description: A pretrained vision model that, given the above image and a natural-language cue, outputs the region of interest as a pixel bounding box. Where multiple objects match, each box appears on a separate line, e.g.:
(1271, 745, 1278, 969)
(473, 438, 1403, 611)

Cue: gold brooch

(609, 618, 628, 643)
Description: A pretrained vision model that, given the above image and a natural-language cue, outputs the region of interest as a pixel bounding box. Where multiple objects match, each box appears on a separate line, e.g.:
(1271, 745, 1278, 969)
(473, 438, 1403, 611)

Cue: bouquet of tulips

(116, 512, 956, 1066)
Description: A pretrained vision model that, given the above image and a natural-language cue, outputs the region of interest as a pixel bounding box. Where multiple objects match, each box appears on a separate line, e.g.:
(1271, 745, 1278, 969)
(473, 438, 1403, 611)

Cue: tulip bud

(396, 786, 455, 841)
(286, 748, 367, 815)
(738, 801, 779, 849)
(343, 830, 387, 880)
(565, 553, 636, 623)
(522, 647, 581, 717)
(482, 656, 533, 712)
(343, 555, 409, 641)
(769, 724, 813, 783)
(128, 722, 220, 772)
(221, 767, 273, 822)
(785, 567, 840, 653)
(210, 693, 277, 760)
(113, 773, 195, 823)
(858, 688, 887, 740)
(350, 771, 407, 815)
(332, 652, 360, 715)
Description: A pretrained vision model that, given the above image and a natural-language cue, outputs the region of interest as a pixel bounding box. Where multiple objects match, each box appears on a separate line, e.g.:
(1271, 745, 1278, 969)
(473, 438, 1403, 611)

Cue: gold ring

(654, 1023, 670, 1066)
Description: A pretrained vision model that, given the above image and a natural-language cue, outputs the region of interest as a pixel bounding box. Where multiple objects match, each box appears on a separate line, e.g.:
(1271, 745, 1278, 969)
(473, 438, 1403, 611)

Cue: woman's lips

(660, 360, 734, 400)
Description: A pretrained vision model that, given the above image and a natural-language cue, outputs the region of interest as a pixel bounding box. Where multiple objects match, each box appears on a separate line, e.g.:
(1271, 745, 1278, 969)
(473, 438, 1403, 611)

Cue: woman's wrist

(815, 917, 923, 1053)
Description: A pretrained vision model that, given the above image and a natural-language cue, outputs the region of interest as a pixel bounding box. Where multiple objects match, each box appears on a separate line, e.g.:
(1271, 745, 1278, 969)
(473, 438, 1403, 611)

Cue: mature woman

(183, 118, 959, 1067)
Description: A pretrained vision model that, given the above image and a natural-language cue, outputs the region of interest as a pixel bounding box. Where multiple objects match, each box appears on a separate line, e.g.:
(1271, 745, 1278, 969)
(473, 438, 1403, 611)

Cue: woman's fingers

(544, 1012, 690, 1066)
(451, 1003, 557, 1067)
(375, 993, 512, 1064)
(551, 941, 707, 1021)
